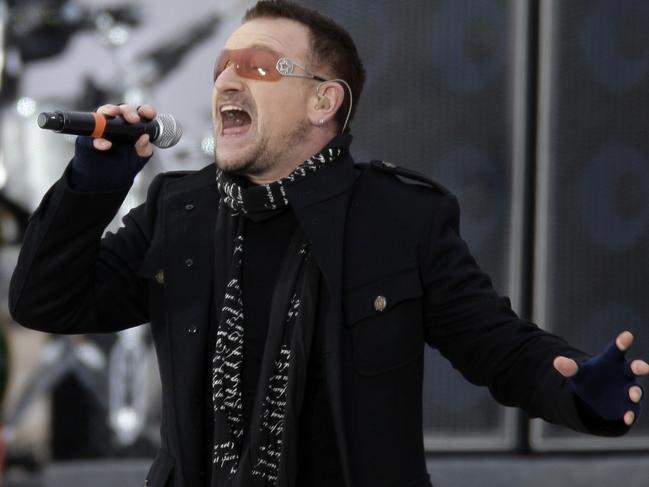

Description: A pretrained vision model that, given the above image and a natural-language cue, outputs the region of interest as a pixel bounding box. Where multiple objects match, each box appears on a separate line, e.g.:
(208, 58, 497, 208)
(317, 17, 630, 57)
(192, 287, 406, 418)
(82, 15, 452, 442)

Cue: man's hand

(554, 331, 649, 425)
(93, 103, 157, 157)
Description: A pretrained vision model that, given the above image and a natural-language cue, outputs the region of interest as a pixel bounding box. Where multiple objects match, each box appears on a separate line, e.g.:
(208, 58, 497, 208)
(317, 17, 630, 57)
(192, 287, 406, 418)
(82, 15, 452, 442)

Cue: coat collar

(162, 133, 356, 308)
(183, 134, 356, 304)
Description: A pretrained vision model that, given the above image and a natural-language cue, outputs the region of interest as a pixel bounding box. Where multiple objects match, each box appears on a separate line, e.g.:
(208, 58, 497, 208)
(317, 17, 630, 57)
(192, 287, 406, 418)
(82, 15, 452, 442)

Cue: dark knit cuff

(69, 136, 152, 192)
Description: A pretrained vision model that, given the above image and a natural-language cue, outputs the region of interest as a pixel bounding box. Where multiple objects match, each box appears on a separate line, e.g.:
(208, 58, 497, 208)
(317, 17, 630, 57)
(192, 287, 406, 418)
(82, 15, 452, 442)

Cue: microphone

(37, 110, 183, 148)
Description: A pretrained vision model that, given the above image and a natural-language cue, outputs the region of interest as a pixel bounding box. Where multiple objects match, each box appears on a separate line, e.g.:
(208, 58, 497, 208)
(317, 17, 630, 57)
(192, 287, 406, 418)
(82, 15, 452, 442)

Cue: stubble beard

(215, 119, 311, 178)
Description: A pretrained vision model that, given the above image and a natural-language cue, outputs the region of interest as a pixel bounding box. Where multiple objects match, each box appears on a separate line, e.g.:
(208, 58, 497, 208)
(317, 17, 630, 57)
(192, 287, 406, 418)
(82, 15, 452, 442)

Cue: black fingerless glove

(69, 136, 152, 191)
(569, 340, 641, 421)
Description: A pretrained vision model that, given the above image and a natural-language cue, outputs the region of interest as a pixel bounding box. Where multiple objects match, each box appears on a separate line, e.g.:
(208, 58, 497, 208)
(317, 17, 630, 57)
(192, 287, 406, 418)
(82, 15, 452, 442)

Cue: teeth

(220, 105, 245, 113)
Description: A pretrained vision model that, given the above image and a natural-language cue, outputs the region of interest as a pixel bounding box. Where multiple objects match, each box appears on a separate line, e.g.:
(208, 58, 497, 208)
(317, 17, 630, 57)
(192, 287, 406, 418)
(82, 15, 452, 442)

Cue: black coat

(10, 153, 620, 487)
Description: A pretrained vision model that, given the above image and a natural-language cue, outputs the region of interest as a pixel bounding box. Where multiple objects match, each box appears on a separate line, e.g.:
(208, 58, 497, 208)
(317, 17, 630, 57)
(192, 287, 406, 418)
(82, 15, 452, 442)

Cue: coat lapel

(287, 153, 356, 487)
(287, 157, 353, 302)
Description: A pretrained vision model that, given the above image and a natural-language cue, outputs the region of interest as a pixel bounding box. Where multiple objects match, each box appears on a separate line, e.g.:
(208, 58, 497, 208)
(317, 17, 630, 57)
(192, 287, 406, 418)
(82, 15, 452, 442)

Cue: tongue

(223, 110, 252, 134)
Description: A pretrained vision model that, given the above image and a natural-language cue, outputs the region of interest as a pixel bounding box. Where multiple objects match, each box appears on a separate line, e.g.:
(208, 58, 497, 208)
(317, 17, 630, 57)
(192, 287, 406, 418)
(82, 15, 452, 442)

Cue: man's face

(212, 18, 317, 178)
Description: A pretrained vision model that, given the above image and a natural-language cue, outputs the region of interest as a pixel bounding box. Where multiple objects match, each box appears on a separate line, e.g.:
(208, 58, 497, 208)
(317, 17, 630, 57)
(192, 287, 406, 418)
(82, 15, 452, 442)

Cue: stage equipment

(531, 0, 649, 451)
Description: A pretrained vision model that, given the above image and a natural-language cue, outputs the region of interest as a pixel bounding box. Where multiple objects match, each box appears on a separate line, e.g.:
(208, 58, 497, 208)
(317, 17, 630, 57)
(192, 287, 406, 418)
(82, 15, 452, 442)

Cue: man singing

(9, 1, 647, 486)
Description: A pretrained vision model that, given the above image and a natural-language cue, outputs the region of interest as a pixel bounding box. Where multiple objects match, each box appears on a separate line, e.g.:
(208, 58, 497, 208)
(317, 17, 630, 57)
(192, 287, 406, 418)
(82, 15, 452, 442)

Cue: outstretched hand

(554, 331, 649, 425)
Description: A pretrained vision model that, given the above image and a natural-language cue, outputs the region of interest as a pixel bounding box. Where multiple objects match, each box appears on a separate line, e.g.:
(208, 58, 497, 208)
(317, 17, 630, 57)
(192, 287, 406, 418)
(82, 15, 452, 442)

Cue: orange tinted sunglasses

(214, 47, 328, 83)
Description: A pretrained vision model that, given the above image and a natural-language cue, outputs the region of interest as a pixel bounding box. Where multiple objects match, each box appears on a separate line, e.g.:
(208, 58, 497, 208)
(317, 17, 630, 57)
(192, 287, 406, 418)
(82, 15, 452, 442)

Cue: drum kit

(0, 0, 249, 468)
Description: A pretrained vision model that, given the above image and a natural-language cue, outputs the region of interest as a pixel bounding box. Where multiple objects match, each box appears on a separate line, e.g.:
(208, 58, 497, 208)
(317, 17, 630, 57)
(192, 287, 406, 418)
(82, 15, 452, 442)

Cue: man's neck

(247, 166, 300, 185)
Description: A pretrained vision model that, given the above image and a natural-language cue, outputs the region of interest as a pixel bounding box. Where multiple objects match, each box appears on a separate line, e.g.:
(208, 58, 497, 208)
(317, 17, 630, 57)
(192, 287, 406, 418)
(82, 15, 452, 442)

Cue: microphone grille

(154, 113, 183, 148)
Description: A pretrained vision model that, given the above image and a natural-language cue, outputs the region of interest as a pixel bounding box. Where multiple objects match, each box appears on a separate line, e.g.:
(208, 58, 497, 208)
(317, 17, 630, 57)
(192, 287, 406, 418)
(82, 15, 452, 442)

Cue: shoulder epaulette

(368, 160, 448, 194)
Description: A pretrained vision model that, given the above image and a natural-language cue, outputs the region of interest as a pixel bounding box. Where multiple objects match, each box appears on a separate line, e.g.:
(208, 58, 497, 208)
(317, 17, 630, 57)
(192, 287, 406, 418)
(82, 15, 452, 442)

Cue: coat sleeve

(9, 165, 164, 334)
(420, 191, 629, 437)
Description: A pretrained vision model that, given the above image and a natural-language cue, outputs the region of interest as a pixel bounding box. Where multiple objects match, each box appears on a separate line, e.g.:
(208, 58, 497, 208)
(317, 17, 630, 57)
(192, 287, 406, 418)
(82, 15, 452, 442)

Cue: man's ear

(315, 95, 331, 110)
(308, 81, 345, 127)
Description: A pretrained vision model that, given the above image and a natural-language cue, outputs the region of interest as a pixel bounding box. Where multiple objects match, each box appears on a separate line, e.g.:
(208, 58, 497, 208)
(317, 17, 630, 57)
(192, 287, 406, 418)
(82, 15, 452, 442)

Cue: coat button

(185, 258, 194, 268)
(187, 325, 198, 334)
(374, 295, 387, 312)
(185, 204, 195, 211)
(154, 269, 165, 284)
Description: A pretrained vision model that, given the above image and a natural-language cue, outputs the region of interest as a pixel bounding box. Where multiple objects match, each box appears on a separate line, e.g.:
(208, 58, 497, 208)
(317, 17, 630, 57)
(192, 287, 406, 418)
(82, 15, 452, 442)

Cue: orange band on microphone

(91, 112, 107, 138)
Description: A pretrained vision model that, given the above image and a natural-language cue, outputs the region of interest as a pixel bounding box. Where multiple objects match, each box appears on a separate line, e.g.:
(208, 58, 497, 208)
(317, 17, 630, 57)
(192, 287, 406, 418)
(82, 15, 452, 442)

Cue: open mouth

(220, 105, 252, 136)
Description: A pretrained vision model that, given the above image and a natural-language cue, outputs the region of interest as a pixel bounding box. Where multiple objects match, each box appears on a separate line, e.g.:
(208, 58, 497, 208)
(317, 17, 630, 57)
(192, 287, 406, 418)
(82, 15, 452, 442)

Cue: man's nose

(214, 64, 245, 92)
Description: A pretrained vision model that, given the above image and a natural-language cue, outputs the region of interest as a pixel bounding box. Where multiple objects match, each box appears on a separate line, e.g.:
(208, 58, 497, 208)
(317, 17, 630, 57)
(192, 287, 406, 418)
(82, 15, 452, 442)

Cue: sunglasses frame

(275, 56, 328, 82)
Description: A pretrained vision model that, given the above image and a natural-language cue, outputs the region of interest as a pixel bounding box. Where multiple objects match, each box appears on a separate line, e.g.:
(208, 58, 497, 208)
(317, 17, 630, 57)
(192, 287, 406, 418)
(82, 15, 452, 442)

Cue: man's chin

(215, 152, 259, 177)
(215, 158, 246, 175)
(216, 146, 250, 171)
(215, 136, 269, 176)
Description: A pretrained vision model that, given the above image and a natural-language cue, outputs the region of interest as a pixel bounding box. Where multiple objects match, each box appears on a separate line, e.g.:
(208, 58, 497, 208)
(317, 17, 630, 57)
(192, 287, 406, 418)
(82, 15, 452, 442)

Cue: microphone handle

(38, 111, 160, 143)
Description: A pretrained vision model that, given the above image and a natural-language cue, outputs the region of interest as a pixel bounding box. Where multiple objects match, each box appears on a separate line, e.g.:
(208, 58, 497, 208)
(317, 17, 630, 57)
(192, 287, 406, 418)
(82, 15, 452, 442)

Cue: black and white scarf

(211, 146, 343, 487)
